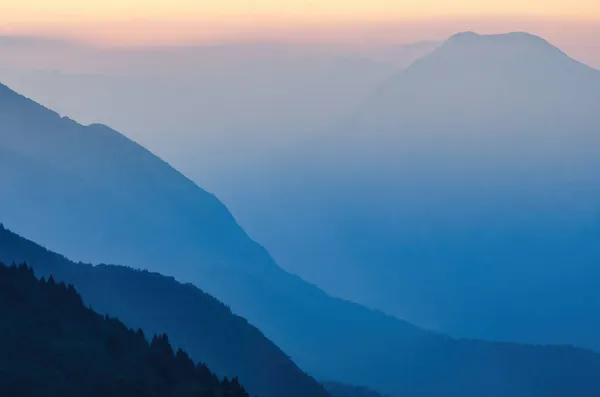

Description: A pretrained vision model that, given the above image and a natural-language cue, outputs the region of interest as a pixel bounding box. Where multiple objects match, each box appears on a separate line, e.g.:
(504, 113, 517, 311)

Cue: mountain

(0, 224, 329, 397)
(5, 228, 600, 397)
(0, 261, 249, 397)
(356, 31, 600, 131)
(229, 32, 600, 348)
(3, 78, 600, 396)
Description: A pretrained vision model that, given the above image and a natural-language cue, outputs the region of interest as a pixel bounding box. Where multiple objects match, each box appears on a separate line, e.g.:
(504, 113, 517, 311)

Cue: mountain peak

(447, 31, 547, 44)
(355, 30, 600, 130)
(443, 32, 561, 53)
(447, 31, 480, 42)
(441, 31, 560, 58)
(399, 30, 598, 76)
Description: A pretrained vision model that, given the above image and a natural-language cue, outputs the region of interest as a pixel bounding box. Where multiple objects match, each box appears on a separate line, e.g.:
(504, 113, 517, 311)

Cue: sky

(1, 1, 600, 47)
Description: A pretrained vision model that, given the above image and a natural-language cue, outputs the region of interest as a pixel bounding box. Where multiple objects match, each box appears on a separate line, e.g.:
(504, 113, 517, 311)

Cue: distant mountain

(3, 78, 600, 397)
(0, 224, 329, 397)
(233, 32, 600, 348)
(0, 40, 396, 185)
(0, 261, 249, 397)
(356, 31, 600, 131)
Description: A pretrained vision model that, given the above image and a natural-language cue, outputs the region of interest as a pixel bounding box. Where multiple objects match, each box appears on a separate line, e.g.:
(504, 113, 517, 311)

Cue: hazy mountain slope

(3, 80, 600, 396)
(0, 224, 329, 397)
(0, 261, 250, 397)
(0, 80, 264, 271)
(0, 41, 397, 188)
(232, 32, 600, 348)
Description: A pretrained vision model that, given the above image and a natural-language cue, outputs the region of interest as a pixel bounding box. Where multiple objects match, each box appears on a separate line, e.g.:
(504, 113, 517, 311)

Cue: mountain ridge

(5, 222, 600, 397)
(0, 260, 251, 397)
(0, 223, 331, 397)
(3, 69, 600, 397)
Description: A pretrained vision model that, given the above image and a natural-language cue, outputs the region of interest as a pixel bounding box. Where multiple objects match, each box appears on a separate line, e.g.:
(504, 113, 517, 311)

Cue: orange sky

(1, 0, 599, 46)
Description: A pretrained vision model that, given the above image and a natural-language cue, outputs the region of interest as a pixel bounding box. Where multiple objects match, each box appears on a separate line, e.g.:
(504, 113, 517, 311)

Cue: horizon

(1, 26, 599, 73)
(2, 9, 599, 70)
(1, 19, 599, 48)
(1, 0, 600, 49)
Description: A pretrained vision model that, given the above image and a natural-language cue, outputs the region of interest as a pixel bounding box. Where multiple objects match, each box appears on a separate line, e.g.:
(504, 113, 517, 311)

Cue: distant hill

(0, 261, 249, 397)
(356, 31, 600, 131)
(3, 75, 600, 397)
(230, 32, 600, 349)
(0, 224, 329, 397)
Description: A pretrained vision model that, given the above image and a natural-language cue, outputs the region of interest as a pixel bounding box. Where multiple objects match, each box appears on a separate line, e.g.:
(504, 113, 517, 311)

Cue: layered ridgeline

(0, 225, 329, 397)
(3, 75, 600, 396)
(226, 32, 600, 349)
(5, 227, 600, 397)
(0, 262, 249, 397)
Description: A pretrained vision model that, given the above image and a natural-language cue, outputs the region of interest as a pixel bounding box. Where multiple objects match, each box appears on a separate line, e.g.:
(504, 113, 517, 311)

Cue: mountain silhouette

(242, 32, 600, 349)
(4, 224, 600, 397)
(355, 31, 600, 131)
(3, 74, 600, 396)
(0, 224, 329, 397)
(0, 260, 250, 397)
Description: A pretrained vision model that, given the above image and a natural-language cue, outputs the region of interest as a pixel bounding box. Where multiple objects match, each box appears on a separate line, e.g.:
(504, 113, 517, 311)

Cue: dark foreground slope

(0, 225, 328, 397)
(0, 262, 249, 397)
(4, 225, 600, 397)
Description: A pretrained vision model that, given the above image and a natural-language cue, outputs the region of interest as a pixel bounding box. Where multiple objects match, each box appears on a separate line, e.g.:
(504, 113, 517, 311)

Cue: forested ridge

(0, 224, 330, 397)
(0, 262, 250, 397)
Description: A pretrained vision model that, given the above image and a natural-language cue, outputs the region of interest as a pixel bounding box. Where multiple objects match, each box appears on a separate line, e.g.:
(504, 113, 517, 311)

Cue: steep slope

(3, 78, 600, 397)
(0, 262, 249, 397)
(0, 224, 329, 397)
(0, 80, 264, 271)
(223, 32, 600, 348)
